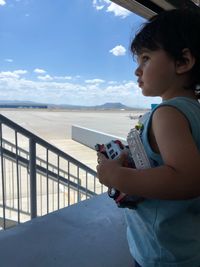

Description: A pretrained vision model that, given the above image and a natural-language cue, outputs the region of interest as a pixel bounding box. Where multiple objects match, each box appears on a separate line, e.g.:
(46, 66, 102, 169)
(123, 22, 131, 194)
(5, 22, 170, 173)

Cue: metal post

(46, 149, 49, 214)
(0, 124, 6, 229)
(68, 161, 70, 206)
(57, 155, 60, 210)
(15, 131, 20, 224)
(29, 138, 37, 219)
(77, 166, 80, 202)
(86, 172, 88, 198)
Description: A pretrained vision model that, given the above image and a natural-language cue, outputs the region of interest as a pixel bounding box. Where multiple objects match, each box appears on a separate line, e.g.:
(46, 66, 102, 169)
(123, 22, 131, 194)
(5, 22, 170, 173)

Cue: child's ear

(175, 48, 195, 74)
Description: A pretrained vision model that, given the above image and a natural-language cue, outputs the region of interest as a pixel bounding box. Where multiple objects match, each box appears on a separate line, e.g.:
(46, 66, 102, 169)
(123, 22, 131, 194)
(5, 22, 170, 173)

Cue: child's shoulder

(158, 96, 199, 107)
(152, 97, 200, 116)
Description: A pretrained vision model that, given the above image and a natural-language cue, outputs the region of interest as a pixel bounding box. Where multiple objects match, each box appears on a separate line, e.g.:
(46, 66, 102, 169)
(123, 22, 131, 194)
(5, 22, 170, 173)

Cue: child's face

(134, 48, 178, 99)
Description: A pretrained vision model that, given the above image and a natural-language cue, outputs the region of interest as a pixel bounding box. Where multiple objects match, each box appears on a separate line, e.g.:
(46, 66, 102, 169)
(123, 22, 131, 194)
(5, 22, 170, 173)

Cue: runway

(0, 109, 147, 170)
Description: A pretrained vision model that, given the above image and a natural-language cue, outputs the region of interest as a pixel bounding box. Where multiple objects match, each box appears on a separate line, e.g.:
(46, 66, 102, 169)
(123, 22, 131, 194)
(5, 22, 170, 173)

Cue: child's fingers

(97, 152, 107, 163)
(118, 149, 128, 161)
(115, 149, 129, 166)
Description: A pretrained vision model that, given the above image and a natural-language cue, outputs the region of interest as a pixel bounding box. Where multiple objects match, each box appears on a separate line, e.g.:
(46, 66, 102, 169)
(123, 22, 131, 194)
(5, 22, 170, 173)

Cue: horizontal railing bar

(2, 138, 29, 156)
(1, 146, 96, 181)
(2, 138, 90, 181)
(36, 166, 97, 197)
(1, 147, 97, 197)
(1, 147, 78, 182)
(0, 115, 96, 175)
(0, 204, 31, 216)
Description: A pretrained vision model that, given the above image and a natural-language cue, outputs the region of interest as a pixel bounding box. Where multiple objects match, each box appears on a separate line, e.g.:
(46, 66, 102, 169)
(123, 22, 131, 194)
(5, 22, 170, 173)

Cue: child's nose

(135, 66, 142, 77)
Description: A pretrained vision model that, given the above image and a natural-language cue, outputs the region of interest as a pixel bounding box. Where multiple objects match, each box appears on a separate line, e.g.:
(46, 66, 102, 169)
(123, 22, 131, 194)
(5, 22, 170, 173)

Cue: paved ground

(0, 109, 146, 139)
(0, 109, 147, 170)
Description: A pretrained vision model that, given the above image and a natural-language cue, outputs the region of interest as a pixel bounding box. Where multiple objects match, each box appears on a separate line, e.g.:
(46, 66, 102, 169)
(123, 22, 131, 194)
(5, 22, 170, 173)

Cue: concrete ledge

(0, 193, 135, 267)
(72, 125, 127, 150)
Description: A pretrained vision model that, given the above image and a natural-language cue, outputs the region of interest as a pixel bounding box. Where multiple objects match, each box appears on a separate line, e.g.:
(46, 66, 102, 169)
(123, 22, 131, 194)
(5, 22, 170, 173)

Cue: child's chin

(142, 89, 154, 97)
(141, 90, 150, 96)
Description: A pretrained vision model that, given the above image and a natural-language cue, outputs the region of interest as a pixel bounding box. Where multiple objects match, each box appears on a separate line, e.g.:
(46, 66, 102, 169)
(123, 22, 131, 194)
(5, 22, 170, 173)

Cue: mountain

(93, 102, 129, 110)
(0, 100, 142, 110)
(0, 100, 48, 108)
(0, 100, 42, 105)
(49, 102, 134, 110)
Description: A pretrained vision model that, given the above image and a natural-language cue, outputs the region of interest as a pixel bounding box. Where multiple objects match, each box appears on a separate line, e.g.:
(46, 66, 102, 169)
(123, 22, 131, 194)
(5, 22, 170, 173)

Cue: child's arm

(97, 106, 200, 200)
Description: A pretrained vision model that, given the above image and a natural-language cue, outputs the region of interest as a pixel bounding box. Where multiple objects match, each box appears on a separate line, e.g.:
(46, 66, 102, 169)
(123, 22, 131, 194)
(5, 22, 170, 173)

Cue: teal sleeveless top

(125, 97, 200, 267)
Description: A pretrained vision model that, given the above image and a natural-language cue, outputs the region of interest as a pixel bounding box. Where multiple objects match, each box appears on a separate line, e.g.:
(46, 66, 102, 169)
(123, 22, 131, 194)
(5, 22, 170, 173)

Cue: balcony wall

(72, 124, 127, 150)
(0, 193, 135, 267)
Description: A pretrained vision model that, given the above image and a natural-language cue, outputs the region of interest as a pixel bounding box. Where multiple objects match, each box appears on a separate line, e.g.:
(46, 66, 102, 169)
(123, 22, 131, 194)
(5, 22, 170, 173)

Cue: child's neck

(161, 89, 198, 101)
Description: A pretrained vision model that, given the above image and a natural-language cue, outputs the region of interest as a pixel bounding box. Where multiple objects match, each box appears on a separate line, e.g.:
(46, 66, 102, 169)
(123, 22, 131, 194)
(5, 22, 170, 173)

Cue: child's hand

(97, 152, 107, 164)
(96, 151, 127, 187)
(120, 149, 131, 167)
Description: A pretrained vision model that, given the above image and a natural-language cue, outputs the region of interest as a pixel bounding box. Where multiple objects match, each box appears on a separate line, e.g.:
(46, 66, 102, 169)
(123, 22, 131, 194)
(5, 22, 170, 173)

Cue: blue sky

(0, 0, 161, 108)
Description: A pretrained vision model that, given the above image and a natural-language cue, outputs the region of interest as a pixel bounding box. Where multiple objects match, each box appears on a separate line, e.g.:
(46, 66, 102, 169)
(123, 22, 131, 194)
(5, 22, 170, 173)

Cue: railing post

(29, 138, 37, 219)
(0, 124, 6, 229)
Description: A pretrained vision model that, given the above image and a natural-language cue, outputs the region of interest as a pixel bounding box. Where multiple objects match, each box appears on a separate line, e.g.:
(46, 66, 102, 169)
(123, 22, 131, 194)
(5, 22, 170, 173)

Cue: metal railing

(0, 114, 106, 230)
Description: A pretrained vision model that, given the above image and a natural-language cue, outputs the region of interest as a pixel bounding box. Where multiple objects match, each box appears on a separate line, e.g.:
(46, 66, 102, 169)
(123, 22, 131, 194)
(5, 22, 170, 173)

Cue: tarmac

(0, 109, 146, 170)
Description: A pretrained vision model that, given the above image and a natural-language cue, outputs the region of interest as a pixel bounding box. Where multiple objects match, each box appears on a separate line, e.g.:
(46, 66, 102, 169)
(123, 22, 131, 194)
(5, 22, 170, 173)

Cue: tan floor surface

(50, 138, 97, 170)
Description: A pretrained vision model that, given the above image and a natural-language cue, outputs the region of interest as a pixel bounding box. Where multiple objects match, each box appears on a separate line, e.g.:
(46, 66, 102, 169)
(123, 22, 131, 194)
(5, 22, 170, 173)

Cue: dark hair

(131, 8, 200, 97)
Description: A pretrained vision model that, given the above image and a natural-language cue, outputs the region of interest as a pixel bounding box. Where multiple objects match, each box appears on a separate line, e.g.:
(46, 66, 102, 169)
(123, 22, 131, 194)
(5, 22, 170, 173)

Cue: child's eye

(137, 54, 150, 65)
(141, 55, 149, 62)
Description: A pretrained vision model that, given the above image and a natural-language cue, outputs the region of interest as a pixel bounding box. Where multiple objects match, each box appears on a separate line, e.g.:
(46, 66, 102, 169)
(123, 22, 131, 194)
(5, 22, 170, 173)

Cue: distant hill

(0, 100, 48, 109)
(0, 100, 144, 110)
(94, 102, 128, 109)
(50, 102, 138, 110)
(0, 100, 47, 105)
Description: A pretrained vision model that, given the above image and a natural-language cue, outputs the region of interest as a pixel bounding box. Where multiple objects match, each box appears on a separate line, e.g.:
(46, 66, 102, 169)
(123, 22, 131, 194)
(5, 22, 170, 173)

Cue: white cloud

(109, 45, 126, 56)
(5, 59, 13, 63)
(85, 79, 105, 84)
(37, 74, 53, 81)
(106, 2, 131, 18)
(54, 76, 72, 80)
(34, 71, 72, 81)
(14, 70, 27, 75)
(108, 81, 118, 85)
(0, 71, 19, 79)
(0, 69, 161, 108)
(93, 0, 105, 10)
(0, 0, 6, 6)
(93, 0, 130, 18)
(0, 70, 27, 79)
(34, 68, 46, 74)
(93, 1, 104, 10)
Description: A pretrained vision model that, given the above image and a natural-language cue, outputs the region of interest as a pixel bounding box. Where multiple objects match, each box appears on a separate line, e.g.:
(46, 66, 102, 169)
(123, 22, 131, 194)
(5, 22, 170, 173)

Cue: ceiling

(110, 0, 200, 19)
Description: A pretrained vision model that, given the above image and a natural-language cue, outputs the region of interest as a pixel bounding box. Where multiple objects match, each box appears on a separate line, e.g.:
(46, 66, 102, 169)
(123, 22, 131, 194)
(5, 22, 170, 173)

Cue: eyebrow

(138, 48, 151, 54)
(135, 49, 150, 63)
